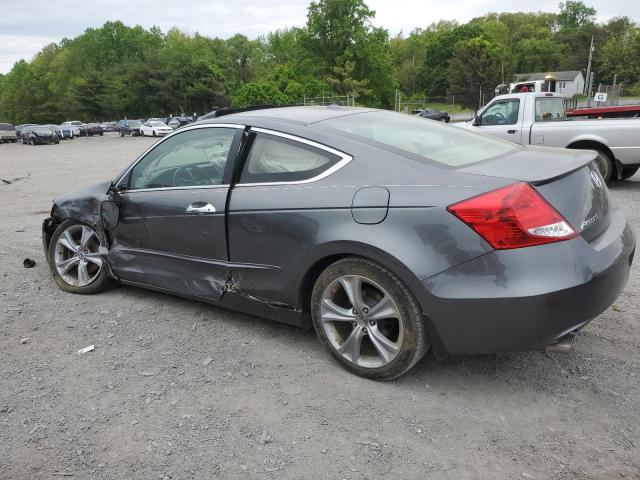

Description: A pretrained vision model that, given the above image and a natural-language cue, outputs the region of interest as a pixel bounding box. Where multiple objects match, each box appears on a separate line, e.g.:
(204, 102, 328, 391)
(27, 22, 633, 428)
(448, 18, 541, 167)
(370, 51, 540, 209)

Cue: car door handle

(186, 202, 216, 214)
(507, 129, 518, 134)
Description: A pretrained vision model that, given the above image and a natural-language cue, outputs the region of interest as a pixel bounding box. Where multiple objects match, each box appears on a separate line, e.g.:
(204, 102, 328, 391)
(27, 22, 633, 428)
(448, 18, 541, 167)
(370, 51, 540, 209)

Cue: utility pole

(585, 35, 595, 107)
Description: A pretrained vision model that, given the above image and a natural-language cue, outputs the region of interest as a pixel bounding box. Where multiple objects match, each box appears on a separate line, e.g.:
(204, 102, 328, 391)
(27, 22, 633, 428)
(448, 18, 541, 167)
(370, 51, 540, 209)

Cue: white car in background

(140, 121, 173, 137)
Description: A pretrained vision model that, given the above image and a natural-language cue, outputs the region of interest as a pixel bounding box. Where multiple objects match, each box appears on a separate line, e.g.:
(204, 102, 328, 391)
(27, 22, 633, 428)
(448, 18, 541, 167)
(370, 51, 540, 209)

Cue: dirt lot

(0, 134, 639, 480)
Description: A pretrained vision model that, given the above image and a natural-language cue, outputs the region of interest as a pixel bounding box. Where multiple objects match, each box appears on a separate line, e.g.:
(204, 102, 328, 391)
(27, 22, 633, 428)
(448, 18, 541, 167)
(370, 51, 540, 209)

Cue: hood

(52, 180, 111, 225)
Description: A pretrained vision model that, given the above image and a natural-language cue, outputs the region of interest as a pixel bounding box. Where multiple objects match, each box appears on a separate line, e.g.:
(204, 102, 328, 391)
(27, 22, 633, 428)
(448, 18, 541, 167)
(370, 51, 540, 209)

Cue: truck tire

(593, 150, 613, 182)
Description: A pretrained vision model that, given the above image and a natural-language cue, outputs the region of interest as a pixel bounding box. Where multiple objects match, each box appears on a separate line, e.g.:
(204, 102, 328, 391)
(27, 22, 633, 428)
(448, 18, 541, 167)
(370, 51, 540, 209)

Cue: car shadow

(609, 177, 640, 191)
(112, 285, 582, 386)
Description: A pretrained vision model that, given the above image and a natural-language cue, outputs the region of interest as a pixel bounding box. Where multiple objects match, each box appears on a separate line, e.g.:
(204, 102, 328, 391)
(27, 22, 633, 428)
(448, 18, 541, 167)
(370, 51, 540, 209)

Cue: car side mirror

(100, 200, 119, 229)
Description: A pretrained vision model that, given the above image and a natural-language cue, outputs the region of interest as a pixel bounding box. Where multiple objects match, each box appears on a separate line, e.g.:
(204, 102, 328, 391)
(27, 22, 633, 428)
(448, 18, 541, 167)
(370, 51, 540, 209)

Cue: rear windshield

(316, 110, 516, 167)
(535, 97, 566, 122)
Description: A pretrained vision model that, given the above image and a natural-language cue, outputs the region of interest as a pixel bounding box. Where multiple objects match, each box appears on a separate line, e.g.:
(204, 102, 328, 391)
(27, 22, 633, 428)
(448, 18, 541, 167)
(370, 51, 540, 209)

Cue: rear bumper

(421, 204, 635, 354)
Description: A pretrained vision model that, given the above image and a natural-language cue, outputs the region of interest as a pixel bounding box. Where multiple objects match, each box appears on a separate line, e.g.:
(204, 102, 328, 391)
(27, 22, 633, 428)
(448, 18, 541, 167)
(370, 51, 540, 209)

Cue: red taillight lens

(447, 182, 576, 250)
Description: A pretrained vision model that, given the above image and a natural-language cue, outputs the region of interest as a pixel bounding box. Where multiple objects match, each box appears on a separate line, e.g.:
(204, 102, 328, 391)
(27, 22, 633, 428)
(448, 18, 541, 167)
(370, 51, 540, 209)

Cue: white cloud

(1, 0, 638, 73)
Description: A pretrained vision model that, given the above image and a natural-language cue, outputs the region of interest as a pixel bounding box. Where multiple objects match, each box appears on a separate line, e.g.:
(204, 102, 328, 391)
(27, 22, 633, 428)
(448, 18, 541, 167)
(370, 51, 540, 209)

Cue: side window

(481, 99, 520, 125)
(238, 133, 341, 184)
(129, 128, 237, 190)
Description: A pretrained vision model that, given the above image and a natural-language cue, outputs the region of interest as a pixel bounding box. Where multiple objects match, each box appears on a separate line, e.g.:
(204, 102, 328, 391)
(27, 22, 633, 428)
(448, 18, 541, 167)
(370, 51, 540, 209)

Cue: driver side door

(475, 98, 523, 144)
(108, 125, 244, 299)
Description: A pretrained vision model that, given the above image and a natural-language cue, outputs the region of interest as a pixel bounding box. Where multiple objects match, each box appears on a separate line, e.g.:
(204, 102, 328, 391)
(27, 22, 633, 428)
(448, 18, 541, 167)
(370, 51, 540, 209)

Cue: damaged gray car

(43, 106, 635, 380)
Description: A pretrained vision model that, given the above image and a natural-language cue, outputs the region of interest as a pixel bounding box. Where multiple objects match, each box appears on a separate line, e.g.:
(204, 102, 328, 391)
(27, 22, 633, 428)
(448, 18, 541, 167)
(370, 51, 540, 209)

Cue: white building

(512, 71, 585, 97)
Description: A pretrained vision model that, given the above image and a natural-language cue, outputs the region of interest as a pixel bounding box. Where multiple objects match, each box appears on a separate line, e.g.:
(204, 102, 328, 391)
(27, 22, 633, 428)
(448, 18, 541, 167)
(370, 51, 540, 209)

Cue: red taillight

(447, 182, 576, 250)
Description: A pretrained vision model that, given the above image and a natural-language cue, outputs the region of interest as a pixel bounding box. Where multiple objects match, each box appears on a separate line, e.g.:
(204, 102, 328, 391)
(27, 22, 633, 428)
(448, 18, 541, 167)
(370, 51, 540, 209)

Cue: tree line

(0, 0, 639, 124)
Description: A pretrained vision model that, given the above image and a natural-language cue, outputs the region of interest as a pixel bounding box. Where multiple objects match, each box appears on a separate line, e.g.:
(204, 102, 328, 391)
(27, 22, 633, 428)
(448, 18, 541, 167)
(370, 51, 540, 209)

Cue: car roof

(200, 106, 377, 127)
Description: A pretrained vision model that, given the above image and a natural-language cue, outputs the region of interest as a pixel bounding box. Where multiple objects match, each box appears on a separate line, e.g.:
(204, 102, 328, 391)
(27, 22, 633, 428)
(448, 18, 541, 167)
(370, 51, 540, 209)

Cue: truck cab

(461, 92, 640, 181)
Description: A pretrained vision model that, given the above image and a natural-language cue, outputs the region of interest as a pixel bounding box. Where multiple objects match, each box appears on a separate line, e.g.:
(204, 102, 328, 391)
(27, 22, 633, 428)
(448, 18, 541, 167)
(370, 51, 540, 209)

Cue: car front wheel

(47, 220, 116, 294)
(311, 257, 429, 380)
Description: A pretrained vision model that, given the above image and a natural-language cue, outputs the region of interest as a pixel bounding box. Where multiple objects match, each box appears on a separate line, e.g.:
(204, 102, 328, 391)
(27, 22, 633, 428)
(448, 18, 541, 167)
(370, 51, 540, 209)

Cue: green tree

(448, 38, 503, 109)
(303, 0, 395, 105)
(556, 1, 596, 31)
(416, 22, 483, 97)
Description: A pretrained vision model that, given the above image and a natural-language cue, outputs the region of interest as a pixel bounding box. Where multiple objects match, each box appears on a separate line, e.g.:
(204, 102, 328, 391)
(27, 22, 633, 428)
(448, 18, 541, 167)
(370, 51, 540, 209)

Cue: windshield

(150, 121, 167, 127)
(316, 110, 516, 167)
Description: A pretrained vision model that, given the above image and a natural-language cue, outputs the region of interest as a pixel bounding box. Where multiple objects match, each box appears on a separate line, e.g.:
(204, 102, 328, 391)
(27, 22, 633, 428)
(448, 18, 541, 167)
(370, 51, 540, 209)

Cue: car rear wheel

(30, 138, 36, 146)
(311, 257, 429, 380)
(47, 220, 116, 294)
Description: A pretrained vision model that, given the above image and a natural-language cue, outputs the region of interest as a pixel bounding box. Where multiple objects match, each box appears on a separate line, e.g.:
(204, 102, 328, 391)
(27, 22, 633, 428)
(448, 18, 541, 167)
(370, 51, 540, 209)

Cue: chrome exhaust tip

(544, 332, 576, 354)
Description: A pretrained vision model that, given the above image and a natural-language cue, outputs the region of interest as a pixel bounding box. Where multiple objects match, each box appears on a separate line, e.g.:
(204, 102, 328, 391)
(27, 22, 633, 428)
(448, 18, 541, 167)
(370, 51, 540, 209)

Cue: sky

(1, 0, 638, 74)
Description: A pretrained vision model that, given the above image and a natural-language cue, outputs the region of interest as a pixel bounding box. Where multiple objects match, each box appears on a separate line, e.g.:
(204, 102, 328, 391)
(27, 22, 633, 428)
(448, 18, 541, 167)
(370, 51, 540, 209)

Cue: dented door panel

(109, 187, 230, 299)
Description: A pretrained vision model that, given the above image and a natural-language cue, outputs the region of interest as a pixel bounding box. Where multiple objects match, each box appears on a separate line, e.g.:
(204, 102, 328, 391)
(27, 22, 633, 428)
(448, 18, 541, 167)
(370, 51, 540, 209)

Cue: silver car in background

(0, 123, 18, 143)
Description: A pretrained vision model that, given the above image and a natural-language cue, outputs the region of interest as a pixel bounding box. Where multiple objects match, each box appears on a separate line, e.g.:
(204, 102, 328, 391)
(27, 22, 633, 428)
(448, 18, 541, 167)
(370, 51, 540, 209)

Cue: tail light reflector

(447, 182, 576, 250)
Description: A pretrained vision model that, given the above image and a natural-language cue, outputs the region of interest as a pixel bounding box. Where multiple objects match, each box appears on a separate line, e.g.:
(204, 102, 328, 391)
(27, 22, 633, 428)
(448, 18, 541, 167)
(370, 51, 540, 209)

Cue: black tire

(311, 257, 429, 380)
(47, 219, 117, 295)
(120, 131, 124, 137)
(593, 149, 613, 182)
(30, 137, 36, 146)
(620, 166, 639, 180)
(152, 130, 157, 137)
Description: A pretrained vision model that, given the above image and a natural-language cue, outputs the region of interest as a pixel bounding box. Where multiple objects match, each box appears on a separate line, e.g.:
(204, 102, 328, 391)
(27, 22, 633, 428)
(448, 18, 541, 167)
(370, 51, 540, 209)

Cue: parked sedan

(41, 107, 634, 380)
(0, 123, 18, 143)
(15, 124, 36, 137)
(168, 116, 192, 129)
(118, 120, 142, 137)
(140, 120, 172, 136)
(21, 125, 59, 145)
(45, 125, 65, 140)
(413, 108, 450, 122)
(101, 121, 118, 132)
(62, 121, 87, 136)
(59, 124, 77, 139)
(86, 123, 104, 136)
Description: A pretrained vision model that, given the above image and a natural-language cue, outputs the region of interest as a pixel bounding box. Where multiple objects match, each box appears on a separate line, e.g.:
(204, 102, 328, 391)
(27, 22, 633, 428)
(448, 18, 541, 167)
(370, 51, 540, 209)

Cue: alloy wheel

(53, 224, 103, 287)
(320, 275, 404, 368)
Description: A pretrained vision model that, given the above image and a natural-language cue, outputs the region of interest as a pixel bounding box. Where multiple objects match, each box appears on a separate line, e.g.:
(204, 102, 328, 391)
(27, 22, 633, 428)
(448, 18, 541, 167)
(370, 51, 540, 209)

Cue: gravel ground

(1, 134, 639, 480)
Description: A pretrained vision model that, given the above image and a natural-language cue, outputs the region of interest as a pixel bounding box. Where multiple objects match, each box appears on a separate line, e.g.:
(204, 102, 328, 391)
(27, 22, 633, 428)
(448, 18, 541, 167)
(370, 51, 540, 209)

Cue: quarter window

(238, 133, 341, 184)
(129, 127, 237, 190)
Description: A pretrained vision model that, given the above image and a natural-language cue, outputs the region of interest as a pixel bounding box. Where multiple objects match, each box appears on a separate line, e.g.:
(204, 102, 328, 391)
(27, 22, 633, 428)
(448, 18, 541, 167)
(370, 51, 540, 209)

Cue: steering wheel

(483, 112, 505, 125)
(172, 166, 198, 187)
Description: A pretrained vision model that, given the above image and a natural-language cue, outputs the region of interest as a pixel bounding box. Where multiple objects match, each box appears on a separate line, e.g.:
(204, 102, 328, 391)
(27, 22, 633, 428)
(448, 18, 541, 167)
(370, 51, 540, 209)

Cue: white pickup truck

(459, 92, 640, 181)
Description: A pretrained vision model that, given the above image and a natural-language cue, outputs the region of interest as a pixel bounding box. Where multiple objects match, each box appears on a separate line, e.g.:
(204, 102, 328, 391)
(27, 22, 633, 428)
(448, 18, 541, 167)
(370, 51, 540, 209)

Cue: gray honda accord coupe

(42, 106, 635, 380)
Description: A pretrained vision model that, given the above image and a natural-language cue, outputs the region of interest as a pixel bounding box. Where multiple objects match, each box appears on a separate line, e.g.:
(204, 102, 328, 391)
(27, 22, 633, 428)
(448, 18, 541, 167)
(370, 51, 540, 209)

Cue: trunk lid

(459, 146, 610, 242)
